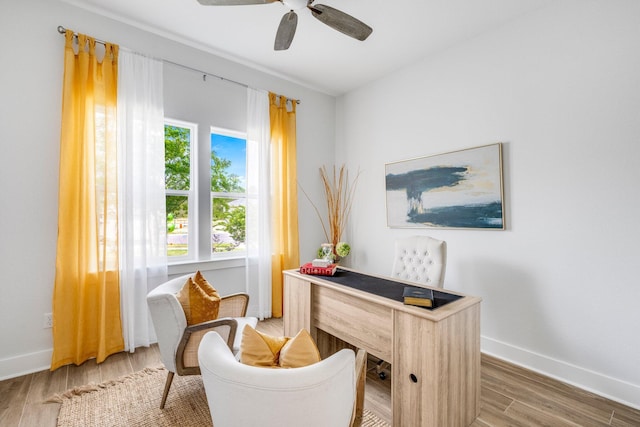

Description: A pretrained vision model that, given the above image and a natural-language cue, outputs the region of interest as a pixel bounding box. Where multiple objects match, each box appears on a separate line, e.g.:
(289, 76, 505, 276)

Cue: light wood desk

(283, 268, 481, 427)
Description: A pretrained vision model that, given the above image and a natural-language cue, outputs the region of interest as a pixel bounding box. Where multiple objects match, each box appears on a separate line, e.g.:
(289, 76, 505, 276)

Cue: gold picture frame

(385, 143, 505, 229)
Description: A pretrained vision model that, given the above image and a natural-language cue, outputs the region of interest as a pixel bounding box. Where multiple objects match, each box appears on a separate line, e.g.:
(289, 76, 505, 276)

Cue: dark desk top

(317, 268, 462, 310)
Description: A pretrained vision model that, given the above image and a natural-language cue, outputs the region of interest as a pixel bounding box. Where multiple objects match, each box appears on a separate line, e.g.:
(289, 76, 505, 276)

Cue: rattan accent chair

(147, 273, 258, 408)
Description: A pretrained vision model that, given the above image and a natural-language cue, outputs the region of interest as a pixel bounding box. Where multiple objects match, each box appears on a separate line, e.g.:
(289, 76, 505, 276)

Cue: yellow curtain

(269, 93, 300, 318)
(51, 31, 123, 370)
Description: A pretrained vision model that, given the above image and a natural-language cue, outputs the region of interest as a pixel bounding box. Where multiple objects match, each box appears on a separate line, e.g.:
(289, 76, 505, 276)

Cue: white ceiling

(64, 0, 552, 95)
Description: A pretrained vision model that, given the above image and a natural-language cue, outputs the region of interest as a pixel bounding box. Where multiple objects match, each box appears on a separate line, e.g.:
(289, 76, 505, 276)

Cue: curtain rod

(56, 25, 300, 105)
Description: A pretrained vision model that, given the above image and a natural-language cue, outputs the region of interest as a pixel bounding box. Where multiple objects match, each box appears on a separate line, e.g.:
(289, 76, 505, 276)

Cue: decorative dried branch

(312, 165, 360, 246)
(299, 184, 331, 244)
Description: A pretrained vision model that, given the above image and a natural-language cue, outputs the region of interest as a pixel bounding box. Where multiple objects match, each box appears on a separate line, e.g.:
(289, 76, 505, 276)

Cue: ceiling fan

(196, 0, 373, 50)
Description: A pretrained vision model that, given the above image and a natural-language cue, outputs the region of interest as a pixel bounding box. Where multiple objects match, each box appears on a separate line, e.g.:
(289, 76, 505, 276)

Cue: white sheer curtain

(246, 88, 272, 320)
(117, 50, 168, 351)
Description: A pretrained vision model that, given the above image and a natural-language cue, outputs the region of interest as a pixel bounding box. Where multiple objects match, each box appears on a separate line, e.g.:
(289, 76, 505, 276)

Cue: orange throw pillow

(176, 272, 221, 325)
(280, 329, 322, 368)
(240, 325, 321, 368)
(194, 270, 220, 299)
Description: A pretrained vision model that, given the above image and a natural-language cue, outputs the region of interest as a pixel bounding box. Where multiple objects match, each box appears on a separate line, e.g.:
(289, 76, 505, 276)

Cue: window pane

(212, 197, 246, 253)
(165, 125, 191, 190)
(210, 133, 246, 193)
(166, 195, 189, 257)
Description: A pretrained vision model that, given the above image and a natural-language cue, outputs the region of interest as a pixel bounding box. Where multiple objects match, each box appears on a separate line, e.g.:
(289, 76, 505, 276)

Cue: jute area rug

(49, 366, 390, 427)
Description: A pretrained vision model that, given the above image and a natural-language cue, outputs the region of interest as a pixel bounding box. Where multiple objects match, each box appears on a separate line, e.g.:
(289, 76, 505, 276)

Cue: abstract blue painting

(385, 143, 504, 229)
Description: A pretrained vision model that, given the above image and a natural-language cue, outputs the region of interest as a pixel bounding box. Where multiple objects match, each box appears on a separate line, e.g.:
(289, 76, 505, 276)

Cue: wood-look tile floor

(1, 318, 638, 426)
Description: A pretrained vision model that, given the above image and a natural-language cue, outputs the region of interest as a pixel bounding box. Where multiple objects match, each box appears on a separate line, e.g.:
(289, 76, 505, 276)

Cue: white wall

(3, 0, 638, 410)
(0, 0, 334, 379)
(337, 0, 640, 408)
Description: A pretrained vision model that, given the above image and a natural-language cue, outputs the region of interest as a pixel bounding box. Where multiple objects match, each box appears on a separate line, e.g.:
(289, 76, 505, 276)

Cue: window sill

(168, 256, 245, 276)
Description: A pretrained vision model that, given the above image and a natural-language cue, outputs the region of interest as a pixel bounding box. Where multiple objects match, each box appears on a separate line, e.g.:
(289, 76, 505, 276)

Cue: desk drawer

(313, 286, 393, 362)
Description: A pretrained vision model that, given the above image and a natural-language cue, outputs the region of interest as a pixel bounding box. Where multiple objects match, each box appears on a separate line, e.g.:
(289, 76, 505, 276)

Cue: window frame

(164, 118, 198, 263)
(209, 126, 248, 258)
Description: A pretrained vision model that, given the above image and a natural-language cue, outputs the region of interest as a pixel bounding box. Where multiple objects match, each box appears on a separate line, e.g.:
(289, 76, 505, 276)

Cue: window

(210, 127, 247, 255)
(164, 119, 196, 259)
(164, 120, 248, 261)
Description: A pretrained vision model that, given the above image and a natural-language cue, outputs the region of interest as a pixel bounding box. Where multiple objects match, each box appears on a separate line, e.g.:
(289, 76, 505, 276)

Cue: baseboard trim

(0, 348, 52, 381)
(3, 336, 639, 411)
(481, 335, 640, 410)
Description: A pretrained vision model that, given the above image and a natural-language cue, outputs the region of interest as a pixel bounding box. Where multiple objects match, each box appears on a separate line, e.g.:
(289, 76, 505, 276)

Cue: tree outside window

(164, 122, 248, 259)
(165, 122, 193, 258)
(210, 129, 247, 254)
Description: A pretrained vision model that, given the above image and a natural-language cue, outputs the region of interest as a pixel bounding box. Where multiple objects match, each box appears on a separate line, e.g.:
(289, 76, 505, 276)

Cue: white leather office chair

(390, 235, 447, 288)
(146, 273, 258, 409)
(198, 331, 367, 427)
(376, 235, 447, 379)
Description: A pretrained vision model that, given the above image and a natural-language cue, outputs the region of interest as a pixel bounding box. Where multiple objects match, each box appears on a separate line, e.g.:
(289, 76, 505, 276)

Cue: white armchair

(146, 273, 258, 408)
(198, 331, 367, 427)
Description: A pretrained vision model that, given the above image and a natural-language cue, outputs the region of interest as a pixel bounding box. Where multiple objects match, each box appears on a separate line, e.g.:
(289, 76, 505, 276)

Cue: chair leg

(351, 349, 367, 427)
(375, 359, 390, 380)
(160, 371, 175, 409)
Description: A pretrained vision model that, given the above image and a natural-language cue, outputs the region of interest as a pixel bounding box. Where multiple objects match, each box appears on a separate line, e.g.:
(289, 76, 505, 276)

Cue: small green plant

(336, 242, 350, 257)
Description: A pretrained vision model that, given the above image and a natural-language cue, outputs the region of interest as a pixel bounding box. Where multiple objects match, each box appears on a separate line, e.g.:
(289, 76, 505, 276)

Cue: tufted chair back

(391, 236, 447, 288)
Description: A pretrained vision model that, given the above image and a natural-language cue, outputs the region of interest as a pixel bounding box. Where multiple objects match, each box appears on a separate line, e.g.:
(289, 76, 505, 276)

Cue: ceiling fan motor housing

(281, 0, 309, 10)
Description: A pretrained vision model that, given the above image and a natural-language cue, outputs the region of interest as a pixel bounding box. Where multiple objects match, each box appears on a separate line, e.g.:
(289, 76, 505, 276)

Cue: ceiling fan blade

(309, 4, 372, 41)
(197, 0, 276, 5)
(274, 11, 298, 51)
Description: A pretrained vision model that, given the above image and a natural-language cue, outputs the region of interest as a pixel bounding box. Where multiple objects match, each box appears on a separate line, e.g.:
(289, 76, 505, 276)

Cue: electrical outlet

(43, 313, 53, 329)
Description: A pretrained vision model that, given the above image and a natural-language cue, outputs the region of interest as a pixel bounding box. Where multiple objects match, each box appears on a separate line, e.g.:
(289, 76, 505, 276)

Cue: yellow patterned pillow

(175, 274, 221, 325)
(240, 325, 321, 368)
(279, 328, 322, 368)
(194, 270, 220, 299)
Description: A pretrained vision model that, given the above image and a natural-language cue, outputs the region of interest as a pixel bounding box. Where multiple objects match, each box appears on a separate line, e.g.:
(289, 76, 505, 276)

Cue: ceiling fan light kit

(197, 0, 372, 50)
